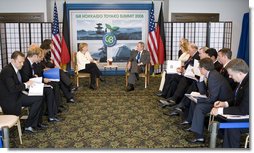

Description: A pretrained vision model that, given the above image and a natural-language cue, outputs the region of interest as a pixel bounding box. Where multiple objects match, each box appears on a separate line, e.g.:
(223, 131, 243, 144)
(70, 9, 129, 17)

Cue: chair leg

(16, 119, 22, 144)
(148, 75, 150, 85)
(145, 77, 147, 88)
(125, 75, 128, 87)
(245, 134, 249, 148)
(76, 76, 79, 87)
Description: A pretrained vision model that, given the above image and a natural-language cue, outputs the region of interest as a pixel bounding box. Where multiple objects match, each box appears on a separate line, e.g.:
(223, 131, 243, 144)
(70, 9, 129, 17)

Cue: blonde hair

(79, 43, 88, 51)
(27, 44, 42, 57)
(189, 43, 198, 50)
(181, 40, 189, 53)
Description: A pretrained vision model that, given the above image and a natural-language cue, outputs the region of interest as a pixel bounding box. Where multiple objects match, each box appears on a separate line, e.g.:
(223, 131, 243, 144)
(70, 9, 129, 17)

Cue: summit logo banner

(103, 33, 117, 47)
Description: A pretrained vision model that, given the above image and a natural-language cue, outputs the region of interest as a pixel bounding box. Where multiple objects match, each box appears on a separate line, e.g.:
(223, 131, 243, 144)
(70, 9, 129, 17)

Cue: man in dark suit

(0, 51, 43, 133)
(217, 48, 238, 90)
(186, 58, 233, 143)
(205, 48, 223, 72)
(210, 58, 249, 148)
(126, 42, 150, 91)
(20, 47, 60, 122)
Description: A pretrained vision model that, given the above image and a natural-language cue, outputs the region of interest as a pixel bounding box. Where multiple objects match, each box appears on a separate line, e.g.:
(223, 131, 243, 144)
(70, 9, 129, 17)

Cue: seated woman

(76, 43, 104, 90)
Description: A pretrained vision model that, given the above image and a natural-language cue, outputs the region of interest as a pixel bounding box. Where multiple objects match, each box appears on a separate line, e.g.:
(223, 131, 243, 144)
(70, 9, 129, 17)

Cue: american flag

(147, 2, 158, 65)
(51, 2, 61, 67)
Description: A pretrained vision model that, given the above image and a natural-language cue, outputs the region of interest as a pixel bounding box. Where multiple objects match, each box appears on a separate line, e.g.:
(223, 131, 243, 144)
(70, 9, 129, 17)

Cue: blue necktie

(17, 71, 22, 83)
(136, 52, 141, 63)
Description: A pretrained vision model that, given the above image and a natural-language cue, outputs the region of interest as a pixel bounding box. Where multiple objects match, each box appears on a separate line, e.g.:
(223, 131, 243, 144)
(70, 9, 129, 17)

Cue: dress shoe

(71, 87, 78, 93)
(169, 111, 180, 116)
(89, 85, 97, 90)
(24, 127, 37, 133)
(99, 77, 105, 82)
(186, 138, 205, 144)
(36, 123, 48, 130)
(180, 120, 190, 125)
(163, 111, 179, 116)
(175, 107, 183, 112)
(126, 84, 134, 92)
(38, 123, 48, 128)
(159, 99, 170, 105)
(67, 98, 75, 103)
(48, 117, 61, 122)
(185, 127, 192, 132)
(155, 92, 163, 97)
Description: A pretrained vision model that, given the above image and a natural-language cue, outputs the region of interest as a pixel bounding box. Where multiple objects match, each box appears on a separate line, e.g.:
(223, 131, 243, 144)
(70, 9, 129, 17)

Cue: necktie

(136, 52, 141, 63)
(184, 56, 192, 68)
(31, 64, 35, 75)
(17, 71, 22, 83)
(234, 83, 241, 105)
(235, 83, 240, 98)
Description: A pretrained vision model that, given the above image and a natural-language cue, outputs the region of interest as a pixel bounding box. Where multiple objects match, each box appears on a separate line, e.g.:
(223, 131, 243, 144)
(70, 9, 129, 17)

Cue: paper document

(185, 92, 207, 103)
(30, 77, 43, 83)
(190, 91, 207, 98)
(193, 60, 201, 76)
(220, 114, 249, 120)
(166, 60, 181, 74)
(184, 65, 197, 80)
(28, 83, 44, 96)
(185, 94, 197, 103)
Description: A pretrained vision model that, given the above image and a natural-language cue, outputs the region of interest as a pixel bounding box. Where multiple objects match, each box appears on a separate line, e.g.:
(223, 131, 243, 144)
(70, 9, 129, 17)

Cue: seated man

(185, 58, 233, 143)
(126, 42, 150, 91)
(20, 47, 60, 123)
(210, 58, 249, 148)
(0, 51, 43, 133)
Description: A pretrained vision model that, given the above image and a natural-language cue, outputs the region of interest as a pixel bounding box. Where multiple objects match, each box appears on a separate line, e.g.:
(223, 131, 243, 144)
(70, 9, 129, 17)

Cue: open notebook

(166, 60, 181, 74)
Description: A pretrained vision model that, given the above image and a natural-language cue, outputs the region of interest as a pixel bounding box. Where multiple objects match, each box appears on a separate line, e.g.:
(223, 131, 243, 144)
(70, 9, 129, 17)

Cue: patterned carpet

(9, 75, 208, 148)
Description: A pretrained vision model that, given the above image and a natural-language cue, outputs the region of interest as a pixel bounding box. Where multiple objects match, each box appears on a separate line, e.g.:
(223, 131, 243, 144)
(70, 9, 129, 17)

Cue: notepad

(166, 60, 181, 74)
(219, 114, 249, 120)
(28, 83, 44, 96)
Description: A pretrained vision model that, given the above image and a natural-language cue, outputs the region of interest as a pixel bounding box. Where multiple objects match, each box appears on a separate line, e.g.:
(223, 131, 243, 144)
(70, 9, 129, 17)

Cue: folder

(166, 60, 181, 74)
(43, 68, 60, 82)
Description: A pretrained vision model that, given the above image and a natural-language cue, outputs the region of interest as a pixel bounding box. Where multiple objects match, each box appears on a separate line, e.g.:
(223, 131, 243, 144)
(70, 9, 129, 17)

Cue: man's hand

(44, 78, 51, 83)
(137, 62, 143, 66)
(214, 101, 226, 108)
(26, 80, 34, 88)
(210, 107, 219, 116)
(127, 62, 131, 70)
(189, 96, 197, 103)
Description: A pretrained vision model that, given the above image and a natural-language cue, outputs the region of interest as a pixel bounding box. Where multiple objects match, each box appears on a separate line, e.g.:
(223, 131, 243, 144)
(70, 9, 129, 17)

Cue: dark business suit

(20, 58, 57, 118)
(214, 61, 223, 72)
(175, 60, 222, 117)
(223, 74, 249, 148)
(127, 50, 150, 85)
(220, 67, 238, 90)
(0, 64, 42, 128)
(188, 70, 233, 137)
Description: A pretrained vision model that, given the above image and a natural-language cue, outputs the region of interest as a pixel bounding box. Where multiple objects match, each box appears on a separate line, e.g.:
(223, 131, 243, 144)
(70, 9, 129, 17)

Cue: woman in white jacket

(76, 43, 104, 90)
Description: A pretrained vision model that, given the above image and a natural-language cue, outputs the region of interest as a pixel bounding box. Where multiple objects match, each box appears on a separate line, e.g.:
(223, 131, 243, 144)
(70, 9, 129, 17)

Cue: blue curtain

(237, 13, 249, 65)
